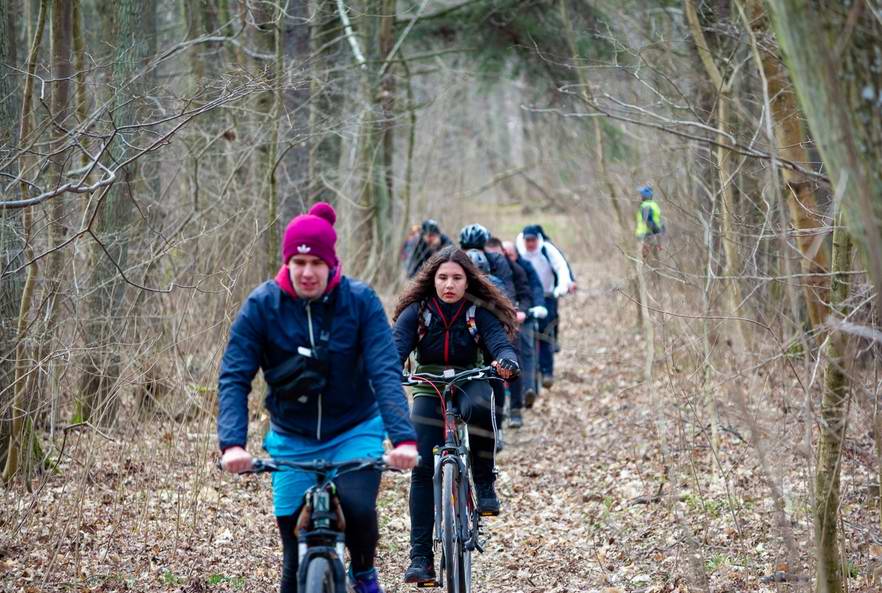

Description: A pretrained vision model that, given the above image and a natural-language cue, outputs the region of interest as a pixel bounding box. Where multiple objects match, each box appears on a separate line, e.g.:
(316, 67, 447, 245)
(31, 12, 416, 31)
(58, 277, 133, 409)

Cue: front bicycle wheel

(303, 557, 335, 593)
(441, 463, 467, 593)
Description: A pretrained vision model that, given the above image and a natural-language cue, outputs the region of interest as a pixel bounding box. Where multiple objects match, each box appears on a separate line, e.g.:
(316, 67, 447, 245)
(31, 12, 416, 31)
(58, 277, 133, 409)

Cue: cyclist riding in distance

(217, 202, 418, 593)
(458, 223, 516, 302)
(391, 245, 520, 585)
(464, 247, 507, 295)
(502, 239, 546, 397)
(516, 225, 573, 389)
(407, 219, 451, 278)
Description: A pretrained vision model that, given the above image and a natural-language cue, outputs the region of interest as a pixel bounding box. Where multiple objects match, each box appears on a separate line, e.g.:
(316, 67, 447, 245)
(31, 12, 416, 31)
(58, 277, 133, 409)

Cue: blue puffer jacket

(217, 277, 416, 451)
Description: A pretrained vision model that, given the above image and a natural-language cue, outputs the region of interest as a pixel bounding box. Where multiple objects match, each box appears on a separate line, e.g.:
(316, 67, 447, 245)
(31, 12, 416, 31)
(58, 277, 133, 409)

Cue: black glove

(496, 358, 520, 378)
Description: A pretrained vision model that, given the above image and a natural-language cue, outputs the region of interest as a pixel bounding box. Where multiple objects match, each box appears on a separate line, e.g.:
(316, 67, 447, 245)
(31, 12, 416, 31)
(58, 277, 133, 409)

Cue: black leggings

(276, 469, 381, 593)
(409, 380, 501, 558)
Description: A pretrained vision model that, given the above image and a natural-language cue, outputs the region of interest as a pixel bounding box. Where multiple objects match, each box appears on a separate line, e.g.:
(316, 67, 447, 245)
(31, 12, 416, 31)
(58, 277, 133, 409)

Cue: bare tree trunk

(76, 0, 155, 427)
(267, 13, 283, 276)
(741, 1, 830, 335)
(813, 212, 852, 593)
(33, 0, 74, 436)
(279, 1, 312, 222)
(3, 0, 49, 485)
(346, 0, 396, 281)
(0, 0, 23, 470)
(249, 3, 282, 276)
(72, 0, 86, 130)
(684, 0, 747, 351)
(767, 0, 882, 311)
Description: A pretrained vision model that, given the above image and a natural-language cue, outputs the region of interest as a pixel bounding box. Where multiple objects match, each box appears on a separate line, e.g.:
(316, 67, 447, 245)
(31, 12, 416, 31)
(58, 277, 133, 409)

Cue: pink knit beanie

(281, 202, 338, 268)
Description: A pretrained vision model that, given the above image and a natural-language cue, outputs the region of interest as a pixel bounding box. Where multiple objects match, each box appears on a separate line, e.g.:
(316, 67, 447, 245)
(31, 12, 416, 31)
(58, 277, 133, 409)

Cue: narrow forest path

(375, 264, 674, 593)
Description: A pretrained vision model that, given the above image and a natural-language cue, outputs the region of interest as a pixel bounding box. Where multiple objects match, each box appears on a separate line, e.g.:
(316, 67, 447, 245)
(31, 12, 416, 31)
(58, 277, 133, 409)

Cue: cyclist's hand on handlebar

(528, 305, 548, 320)
(385, 443, 419, 470)
(220, 446, 253, 474)
(493, 358, 519, 380)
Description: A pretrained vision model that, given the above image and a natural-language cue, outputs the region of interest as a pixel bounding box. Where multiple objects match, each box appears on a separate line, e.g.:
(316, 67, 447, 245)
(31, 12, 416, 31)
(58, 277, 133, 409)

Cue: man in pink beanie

(218, 202, 418, 593)
(278, 202, 341, 300)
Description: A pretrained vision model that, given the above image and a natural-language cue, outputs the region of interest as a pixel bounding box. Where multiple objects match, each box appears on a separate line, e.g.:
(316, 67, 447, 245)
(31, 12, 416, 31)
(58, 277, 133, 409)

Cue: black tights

(276, 468, 381, 593)
(409, 381, 501, 559)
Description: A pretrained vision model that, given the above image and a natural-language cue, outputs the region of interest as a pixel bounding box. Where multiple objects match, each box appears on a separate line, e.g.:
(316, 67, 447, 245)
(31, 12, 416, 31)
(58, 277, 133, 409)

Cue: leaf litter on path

(3, 263, 880, 592)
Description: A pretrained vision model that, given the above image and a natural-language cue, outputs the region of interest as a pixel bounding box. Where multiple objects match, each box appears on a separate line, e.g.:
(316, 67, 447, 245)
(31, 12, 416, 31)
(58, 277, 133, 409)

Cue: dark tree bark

(0, 0, 23, 470)
(345, 0, 397, 281)
(76, 0, 156, 426)
(767, 0, 882, 311)
(3, 0, 49, 485)
(765, 3, 882, 591)
(278, 1, 312, 224)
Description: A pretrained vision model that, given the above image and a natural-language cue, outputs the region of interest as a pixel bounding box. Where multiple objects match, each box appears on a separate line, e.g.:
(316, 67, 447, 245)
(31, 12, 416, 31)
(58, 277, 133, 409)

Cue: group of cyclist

(217, 188, 660, 592)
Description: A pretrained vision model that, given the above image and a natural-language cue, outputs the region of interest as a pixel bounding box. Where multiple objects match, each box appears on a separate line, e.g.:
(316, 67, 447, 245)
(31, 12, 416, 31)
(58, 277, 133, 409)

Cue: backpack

(416, 301, 480, 344)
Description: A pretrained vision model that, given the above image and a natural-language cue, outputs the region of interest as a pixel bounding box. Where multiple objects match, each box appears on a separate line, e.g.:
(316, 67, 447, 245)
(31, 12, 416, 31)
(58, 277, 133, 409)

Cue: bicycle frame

(404, 366, 501, 591)
(234, 457, 388, 593)
(295, 468, 348, 592)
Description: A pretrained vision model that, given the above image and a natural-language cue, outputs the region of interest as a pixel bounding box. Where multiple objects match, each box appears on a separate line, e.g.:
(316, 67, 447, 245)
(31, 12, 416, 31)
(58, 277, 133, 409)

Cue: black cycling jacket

(393, 298, 517, 368)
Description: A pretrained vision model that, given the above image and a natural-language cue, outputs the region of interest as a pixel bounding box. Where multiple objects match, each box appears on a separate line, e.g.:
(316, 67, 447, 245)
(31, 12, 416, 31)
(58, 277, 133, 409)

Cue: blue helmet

(638, 185, 653, 199)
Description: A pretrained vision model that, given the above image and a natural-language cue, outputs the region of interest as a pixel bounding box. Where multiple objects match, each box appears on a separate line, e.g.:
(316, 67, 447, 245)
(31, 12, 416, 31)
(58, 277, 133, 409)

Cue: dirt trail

(377, 267, 655, 593)
(3, 263, 807, 593)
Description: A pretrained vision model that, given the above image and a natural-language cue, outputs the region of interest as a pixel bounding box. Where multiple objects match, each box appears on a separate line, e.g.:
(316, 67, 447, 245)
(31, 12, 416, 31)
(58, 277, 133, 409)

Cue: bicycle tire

(460, 479, 473, 593)
(303, 556, 335, 593)
(441, 463, 466, 593)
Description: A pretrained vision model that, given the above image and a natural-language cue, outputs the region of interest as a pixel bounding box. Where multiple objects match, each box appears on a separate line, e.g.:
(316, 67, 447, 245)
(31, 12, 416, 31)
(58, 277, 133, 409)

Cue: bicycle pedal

(416, 579, 441, 588)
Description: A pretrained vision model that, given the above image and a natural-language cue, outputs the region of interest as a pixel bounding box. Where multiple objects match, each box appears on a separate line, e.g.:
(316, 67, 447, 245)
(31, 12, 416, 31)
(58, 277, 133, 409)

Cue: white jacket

(515, 233, 573, 297)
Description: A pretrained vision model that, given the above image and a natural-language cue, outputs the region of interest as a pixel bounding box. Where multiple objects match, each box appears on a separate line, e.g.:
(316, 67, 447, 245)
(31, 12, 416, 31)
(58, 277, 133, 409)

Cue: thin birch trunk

(813, 213, 852, 593)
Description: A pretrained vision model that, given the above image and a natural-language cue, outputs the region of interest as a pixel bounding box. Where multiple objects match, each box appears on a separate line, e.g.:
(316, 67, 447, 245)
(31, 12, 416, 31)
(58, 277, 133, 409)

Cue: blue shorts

(263, 415, 386, 516)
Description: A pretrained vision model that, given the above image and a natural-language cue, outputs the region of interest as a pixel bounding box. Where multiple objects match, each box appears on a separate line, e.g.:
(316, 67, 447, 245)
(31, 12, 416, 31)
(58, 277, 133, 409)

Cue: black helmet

(421, 219, 441, 235)
(459, 223, 490, 249)
(466, 249, 491, 274)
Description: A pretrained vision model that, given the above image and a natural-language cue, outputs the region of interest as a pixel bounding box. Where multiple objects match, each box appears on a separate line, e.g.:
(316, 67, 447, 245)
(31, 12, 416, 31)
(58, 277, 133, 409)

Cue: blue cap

(522, 224, 541, 239)
(638, 185, 653, 199)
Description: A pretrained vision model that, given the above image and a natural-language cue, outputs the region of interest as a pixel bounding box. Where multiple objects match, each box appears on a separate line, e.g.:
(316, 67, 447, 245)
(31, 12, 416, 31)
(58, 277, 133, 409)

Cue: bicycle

(221, 457, 393, 593)
(403, 366, 503, 593)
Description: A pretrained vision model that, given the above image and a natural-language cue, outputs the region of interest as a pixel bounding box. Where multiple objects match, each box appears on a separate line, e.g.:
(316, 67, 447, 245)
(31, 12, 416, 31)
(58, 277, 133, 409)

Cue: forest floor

(3, 260, 882, 593)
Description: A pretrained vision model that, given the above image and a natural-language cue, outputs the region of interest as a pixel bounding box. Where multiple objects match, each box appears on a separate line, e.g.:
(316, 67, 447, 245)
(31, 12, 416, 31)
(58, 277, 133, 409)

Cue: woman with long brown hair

(392, 245, 519, 585)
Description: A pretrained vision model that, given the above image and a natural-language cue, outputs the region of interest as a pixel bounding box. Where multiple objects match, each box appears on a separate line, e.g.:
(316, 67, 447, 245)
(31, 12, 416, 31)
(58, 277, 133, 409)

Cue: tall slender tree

(76, 0, 156, 425)
(767, 0, 882, 309)
(3, 0, 49, 484)
(0, 0, 23, 469)
(279, 1, 312, 223)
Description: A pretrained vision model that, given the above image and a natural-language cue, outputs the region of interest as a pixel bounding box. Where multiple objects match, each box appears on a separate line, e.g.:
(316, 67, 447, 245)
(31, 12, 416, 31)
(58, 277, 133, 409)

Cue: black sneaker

(476, 482, 500, 516)
(404, 556, 435, 584)
(509, 409, 523, 428)
(524, 389, 537, 408)
(542, 375, 554, 389)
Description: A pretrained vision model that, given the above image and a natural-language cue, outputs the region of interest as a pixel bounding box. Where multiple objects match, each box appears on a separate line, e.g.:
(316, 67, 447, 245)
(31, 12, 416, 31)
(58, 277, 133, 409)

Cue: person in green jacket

(635, 185, 664, 257)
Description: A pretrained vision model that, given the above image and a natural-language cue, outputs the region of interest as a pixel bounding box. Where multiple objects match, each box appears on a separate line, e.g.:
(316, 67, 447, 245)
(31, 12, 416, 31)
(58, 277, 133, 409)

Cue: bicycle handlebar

(217, 456, 394, 476)
(401, 365, 500, 387)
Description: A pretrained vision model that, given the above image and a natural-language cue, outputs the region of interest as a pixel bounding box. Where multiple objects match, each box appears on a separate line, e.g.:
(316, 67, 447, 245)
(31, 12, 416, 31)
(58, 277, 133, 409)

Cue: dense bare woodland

(2, 1, 882, 592)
